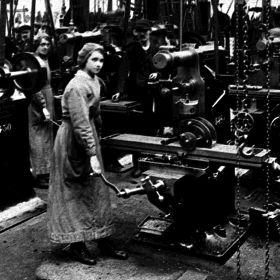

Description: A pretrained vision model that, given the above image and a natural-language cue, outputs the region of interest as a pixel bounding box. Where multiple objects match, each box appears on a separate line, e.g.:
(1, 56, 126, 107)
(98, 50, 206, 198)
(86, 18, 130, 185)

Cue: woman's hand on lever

(90, 155, 101, 176)
(43, 108, 51, 121)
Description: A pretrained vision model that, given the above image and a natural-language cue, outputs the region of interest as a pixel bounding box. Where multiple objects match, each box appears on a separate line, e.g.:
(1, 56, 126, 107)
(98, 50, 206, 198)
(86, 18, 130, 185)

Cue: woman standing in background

(28, 34, 54, 188)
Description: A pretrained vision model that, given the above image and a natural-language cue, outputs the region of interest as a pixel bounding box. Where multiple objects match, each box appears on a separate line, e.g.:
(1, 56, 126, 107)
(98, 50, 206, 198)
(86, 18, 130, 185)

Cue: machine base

(133, 215, 251, 264)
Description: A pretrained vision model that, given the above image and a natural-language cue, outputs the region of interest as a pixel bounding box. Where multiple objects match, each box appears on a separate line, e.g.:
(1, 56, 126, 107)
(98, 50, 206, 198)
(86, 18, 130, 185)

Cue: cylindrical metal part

(153, 51, 173, 70)
(153, 49, 199, 70)
(118, 186, 145, 198)
(10, 69, 34, 78)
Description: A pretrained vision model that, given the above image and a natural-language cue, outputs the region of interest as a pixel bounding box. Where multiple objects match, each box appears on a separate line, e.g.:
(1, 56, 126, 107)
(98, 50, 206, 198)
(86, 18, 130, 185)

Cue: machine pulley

(161, 117, 217, 152)
(178, 117, 217, 150)
(0, 52, 47, 95)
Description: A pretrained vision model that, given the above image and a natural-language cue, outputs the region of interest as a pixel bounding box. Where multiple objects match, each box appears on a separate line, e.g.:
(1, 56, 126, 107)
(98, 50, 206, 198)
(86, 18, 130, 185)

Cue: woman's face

(36, 38, 51, 57)
(84, 50, 104, 77)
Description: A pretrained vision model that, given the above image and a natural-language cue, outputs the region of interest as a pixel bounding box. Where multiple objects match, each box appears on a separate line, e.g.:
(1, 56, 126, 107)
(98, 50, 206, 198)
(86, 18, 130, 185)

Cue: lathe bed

(101, 133, 270, 168)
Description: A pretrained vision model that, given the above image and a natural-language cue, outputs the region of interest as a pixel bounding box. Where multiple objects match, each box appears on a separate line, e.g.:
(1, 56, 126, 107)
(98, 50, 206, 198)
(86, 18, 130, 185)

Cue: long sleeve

(65, 87, 97, 157)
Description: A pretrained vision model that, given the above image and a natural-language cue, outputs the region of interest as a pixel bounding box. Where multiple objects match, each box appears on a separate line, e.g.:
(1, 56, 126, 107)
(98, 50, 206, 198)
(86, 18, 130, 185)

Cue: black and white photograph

(1, 0, 280, 279)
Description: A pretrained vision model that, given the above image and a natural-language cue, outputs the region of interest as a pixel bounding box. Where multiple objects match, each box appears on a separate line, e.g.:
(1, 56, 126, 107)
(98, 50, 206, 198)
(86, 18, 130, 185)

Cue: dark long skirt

(48, 120, 115, 243)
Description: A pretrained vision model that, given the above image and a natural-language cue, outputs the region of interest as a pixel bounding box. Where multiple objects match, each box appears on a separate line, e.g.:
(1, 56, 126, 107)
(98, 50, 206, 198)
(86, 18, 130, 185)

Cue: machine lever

(97, 173, 165, 201)
(155, 190, 164, 202)
(97, 173, 149, 198)
(99, 173, 123, 195)
(118, 186, 146, 198)
(48, 119, 60, 127)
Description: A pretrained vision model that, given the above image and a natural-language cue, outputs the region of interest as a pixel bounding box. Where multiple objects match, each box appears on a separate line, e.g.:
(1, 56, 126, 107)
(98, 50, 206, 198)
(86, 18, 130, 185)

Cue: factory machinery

(99, 45, 273, 263)
(1, 0, 280, 269)
(87, 3, 278, 270)
(98, 3, 279, 262)
(0, 0, 49, 209)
